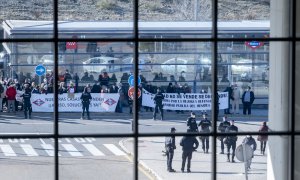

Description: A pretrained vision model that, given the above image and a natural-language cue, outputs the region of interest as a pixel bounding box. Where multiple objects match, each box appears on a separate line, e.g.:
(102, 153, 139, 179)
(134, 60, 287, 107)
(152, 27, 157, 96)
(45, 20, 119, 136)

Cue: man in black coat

(186, 112, 198, 132)
(180, 129, 199, 173)
(242, 86, 255, 115)
(20, 85, 32, 119)
(198, 114, 211, 153)
(225, 120, 238, 162)
(165, 127, 176, 172)
(218, 116, 231, 154)
(153, 87, 164, 120)
(80, 87, 92, 120)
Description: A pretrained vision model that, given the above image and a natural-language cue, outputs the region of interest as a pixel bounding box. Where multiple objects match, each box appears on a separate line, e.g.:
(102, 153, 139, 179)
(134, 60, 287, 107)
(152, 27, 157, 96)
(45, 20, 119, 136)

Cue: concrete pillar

(268, 0, 291, 180)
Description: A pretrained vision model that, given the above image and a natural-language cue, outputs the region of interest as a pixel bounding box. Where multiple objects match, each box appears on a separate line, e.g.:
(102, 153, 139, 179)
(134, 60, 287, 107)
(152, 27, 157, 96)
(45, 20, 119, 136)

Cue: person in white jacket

(231, 84, 240, 114)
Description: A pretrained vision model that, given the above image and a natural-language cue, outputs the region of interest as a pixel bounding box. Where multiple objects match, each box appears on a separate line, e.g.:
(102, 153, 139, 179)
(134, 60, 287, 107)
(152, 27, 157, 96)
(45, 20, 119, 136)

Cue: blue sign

(35, 64, 46, 76)
(128, 75, 141, 87)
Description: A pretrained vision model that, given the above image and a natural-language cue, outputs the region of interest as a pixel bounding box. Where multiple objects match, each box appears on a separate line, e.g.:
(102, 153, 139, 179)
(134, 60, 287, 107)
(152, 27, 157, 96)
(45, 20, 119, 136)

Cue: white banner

(142, 89, 228, 111)
(31, 93, 119, 112)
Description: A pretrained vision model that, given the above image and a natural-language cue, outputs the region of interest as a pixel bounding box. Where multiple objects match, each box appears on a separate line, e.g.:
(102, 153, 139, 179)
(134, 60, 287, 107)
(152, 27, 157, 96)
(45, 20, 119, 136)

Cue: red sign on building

(245, 41, 264, 50)
(66, 42, 77, 49)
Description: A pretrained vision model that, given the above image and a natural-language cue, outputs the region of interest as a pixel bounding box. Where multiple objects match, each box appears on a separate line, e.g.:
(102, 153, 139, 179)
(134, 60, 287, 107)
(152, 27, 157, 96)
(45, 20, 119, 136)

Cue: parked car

(82, 56, 120, 73)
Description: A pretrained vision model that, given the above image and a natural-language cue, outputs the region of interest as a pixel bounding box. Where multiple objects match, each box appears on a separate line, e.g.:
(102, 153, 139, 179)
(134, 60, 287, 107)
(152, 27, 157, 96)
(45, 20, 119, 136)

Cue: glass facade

(0, 0, 298, 179)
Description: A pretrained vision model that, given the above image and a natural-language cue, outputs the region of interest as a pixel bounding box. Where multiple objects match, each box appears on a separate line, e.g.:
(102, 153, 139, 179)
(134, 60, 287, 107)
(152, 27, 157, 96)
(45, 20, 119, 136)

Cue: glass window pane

(59, 137, 134, 179)
(0, 138, 54, 179)
(58, 41, 134, 134)
(295, 42, 300, 131)
(138, 136, 212, 179)
(138, 42, 212, 133)
(218, 0, 271, 38)
(58, 0, 133, 39)
(0, 42, 54, 134)
(139, 0, 212, 38)
(217, 135, 290, 179)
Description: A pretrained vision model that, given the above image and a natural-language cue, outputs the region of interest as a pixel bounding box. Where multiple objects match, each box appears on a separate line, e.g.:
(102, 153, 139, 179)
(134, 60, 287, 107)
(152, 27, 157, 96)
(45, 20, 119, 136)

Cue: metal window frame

(0, 0, 297, 180)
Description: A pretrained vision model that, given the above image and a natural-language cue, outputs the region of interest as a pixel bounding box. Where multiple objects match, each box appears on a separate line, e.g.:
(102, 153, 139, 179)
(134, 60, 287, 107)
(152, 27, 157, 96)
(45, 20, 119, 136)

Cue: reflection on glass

(58, 42, 134, 134)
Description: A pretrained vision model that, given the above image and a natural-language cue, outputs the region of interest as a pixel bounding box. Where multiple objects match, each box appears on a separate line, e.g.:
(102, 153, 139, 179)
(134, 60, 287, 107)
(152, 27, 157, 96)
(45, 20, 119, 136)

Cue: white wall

(268, 0, 291, 179)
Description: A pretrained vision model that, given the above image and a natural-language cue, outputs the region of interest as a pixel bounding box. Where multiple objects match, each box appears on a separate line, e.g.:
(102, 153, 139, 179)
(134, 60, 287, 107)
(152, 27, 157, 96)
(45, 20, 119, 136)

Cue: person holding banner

(153, 87, 164, 121)
(80, 87, 92, 120)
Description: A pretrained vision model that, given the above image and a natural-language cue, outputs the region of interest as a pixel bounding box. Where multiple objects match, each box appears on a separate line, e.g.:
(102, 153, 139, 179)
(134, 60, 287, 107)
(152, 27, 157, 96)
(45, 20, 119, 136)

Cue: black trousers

(227, 142, 236, 159)
(201, 137, 209, 150)
(243, 102, 252, 115)
(261, 141, 267, 153)
(153, 104, 163, 119)
(82, 103, 90, 118)
(166, 150, 174, 170)
(181, 151, 193, 171)
(24, 104, 32, 118)
(220, 137, 225, 151)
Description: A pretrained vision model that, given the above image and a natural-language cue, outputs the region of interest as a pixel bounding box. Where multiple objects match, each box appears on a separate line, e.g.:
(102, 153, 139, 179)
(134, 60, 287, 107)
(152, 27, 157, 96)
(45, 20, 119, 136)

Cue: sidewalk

(121, 113, 268, 180)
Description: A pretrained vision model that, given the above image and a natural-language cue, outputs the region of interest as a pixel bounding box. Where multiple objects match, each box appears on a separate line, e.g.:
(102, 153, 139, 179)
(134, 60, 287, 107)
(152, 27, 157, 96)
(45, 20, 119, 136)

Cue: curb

(119, 138, 164, 180)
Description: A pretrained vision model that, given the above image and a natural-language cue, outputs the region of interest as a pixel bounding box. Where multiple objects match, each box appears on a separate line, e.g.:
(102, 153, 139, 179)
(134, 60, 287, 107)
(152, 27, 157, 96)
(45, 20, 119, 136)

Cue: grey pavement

(121, 110, 269, 180)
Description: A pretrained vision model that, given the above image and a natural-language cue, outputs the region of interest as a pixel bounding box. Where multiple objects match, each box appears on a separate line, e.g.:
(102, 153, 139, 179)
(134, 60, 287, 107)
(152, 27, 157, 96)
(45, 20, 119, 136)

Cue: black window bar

(0, 0, 297, 180)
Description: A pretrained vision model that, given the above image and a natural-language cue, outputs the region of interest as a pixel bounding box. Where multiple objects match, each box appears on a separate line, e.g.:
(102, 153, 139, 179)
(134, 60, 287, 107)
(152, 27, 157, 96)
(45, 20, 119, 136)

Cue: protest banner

(31, 93, 119, 112)
(142, 89, 228, 111)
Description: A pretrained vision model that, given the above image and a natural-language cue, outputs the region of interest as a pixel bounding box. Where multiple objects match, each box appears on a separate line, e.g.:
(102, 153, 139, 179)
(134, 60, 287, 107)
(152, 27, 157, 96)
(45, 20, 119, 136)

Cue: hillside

(0, 0, 270, 22)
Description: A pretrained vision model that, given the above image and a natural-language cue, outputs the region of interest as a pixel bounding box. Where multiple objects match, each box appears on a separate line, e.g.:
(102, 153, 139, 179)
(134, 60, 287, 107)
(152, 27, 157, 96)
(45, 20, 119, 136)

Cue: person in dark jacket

(224, 85, 234, 114)
(186, 112, 198, 132)
(153, 87, 164, 120)
(225, 120, 238, 162)
(242, 135, 257, 170)
(242, 86, 255, 115)
(180, 129, 199, 173)
(165, 127, 176, 172)
(218, 116, 231, 154)
(80, 87, 92, 120)
(20, 85, 32, 119)
(91, 82, 101, 93)
(257, 121, 269, 155)
(198, 114, 211, 153)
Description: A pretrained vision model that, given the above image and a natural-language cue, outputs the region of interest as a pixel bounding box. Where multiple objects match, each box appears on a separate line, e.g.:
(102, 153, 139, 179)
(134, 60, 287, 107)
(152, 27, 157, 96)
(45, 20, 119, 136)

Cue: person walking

(80, 87, 92, 120)
(242, 135, 257, 170)
(257, 121, 269, 155)
(231, 84, 240, 114)
(218, 116, 231, 154)
(180, 129, 199, 173)
(225, 120, 238, 162)
(153, 87, 164, 120)
(6, 84, 17, 113)
(165, 127, 176, 172)
(198, 114, 211, 153)
(242, 86, 255, 115)
(186, 112, 198, 132)
(21, 85, 32, 119)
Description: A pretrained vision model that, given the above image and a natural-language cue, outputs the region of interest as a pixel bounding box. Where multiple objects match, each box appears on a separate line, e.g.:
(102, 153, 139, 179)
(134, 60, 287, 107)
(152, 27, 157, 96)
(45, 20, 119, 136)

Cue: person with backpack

(165, 127, 176, 172)
(242, 135, 257, 170)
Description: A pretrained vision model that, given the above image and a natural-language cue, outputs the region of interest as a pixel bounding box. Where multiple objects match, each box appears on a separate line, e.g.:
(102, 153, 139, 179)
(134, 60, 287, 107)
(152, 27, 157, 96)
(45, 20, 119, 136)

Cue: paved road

(0, 108, 268, 179)
(0, 137, 152, 180)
